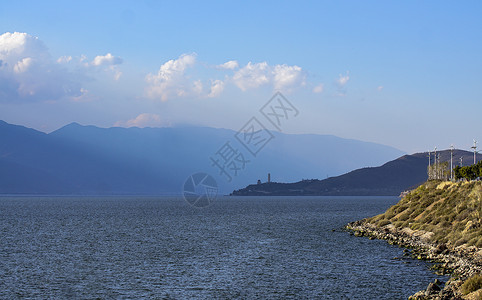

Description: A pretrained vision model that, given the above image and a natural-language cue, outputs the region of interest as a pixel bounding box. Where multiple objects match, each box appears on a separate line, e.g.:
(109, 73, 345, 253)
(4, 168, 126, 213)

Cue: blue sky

(0, 0, 481, 153)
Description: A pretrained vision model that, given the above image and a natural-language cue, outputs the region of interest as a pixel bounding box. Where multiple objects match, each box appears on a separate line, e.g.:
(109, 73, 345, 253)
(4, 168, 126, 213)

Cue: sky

(0, 0, 481, 153)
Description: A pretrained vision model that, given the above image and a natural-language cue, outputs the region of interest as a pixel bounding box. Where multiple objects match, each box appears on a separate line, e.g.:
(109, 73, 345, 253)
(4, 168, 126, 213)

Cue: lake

(0, 196, 446, 299)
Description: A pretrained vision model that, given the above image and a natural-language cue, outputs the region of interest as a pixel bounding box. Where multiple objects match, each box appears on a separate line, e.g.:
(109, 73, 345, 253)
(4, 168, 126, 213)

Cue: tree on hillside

(454, 161, 482, 181)
(454, 165, 462, 180)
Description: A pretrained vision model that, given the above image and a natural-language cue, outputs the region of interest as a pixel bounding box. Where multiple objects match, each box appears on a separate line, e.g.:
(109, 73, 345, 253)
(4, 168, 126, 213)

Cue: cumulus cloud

(218, 60, 238, 70)
(231, 62, 305, 92)
(208, 79, 225, 98)
(313, 83, 324, 93)
(0, 32, 82, 102)
(88, 53, 123, 80)
(145, 53, 199, 101)
(114, 113, 166, 128)
(336, 71, 350, 87)
(13, 57, 32, 73)
(91, 53, 123, 67)
(232, 62, 270, 91)
(272, 64, 305, 91)
(145, 54, 308, 100)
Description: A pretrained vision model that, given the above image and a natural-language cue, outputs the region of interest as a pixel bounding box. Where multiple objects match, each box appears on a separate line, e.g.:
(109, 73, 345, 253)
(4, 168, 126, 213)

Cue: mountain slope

(232, 150, 482, 196)
(0, 120, 160, 194)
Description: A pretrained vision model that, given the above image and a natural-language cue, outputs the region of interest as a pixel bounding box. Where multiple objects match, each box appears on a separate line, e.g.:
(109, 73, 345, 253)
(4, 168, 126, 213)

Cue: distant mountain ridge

(0, 120, 404, 194)
(232, 150, 482, 196)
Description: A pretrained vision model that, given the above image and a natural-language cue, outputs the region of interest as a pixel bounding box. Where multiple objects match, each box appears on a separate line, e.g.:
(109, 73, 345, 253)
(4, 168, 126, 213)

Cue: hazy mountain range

(0, 120, 405, 194)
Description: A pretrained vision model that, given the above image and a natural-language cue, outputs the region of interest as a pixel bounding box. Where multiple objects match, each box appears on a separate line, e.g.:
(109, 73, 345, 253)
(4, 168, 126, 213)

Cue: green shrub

(398, 212, 411, 222)
(461, 274, 482, 295)
(378, 220, 390, 227)
(385, 210, 397, 220)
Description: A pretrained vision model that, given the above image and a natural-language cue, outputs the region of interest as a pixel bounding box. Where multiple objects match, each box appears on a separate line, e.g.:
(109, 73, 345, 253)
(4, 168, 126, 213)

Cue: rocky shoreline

(346, 220, 482, 299)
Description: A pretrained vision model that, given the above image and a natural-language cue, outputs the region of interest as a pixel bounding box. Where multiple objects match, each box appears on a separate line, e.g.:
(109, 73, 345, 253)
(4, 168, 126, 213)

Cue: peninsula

(232, 150, 481, 196)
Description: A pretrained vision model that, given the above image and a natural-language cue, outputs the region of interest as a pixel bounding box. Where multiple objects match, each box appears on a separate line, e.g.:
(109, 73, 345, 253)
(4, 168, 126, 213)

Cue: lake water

(0, 196, 446, 299)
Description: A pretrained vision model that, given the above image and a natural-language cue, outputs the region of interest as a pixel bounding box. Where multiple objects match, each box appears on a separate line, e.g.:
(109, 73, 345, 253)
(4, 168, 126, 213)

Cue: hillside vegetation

(369, 180, 482, 248)
(455, 161, 482, 181)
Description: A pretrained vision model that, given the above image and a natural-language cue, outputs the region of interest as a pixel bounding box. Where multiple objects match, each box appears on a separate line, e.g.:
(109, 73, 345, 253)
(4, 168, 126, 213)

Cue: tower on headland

(268, 173, 271, 183)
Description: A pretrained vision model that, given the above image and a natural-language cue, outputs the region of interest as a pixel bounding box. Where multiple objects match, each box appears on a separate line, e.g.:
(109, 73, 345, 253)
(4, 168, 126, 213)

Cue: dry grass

(368, 181, 482, 248)
(461, 274, 482, 295)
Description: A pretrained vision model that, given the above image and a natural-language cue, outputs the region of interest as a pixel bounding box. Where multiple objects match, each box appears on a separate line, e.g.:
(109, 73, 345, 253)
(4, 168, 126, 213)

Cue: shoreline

(346, 220, 482, 299)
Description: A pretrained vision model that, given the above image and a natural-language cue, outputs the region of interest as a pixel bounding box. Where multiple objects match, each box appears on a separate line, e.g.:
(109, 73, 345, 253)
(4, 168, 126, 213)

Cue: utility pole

(437, 153, 441, 179)
(460, 156, 463, 167)
(472, 139, 478, 165)
(450, 144, 454, 181)
(428, 150, 431, 180)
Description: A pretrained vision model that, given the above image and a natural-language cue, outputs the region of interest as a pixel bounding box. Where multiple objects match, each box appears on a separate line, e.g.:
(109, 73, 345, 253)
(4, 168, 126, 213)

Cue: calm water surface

(0, 196, 446, 299)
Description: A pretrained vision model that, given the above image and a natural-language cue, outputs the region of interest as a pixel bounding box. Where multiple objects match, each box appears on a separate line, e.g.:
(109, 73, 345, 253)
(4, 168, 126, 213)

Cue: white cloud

(377, 85, 383, 91)
(144, 55, 310, 99)
(232, 62, 270, 91)
(334, 71, 350, 96)
(79, 54, 87, 63)
(13, 57, 32, 73)
(57, 55, 72, 64)
(91, 53, 123, 67)
(89, 53, 123, 80)
(71, 88, 93, 102)
(154, 53, 196, 81)
(114, 113, 166, 128)
(218, 60, 238, 70)
(145, 53, 200, 101)
(208, 79, 225, 98)
(272, 64, 305, 91)
(0, 32, 82, 102)
(336, 71, 350, 87)
(313, 83, 324, 93)
(114, 70, 122, 81)
(193, 80, 203, 95)
(231, 62, 305, 92)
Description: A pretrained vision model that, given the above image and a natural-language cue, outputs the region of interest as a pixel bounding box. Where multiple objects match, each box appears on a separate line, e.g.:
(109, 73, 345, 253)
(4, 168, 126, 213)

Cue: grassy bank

(369, 180, 482, 249)
(348, 180, 482, 299)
